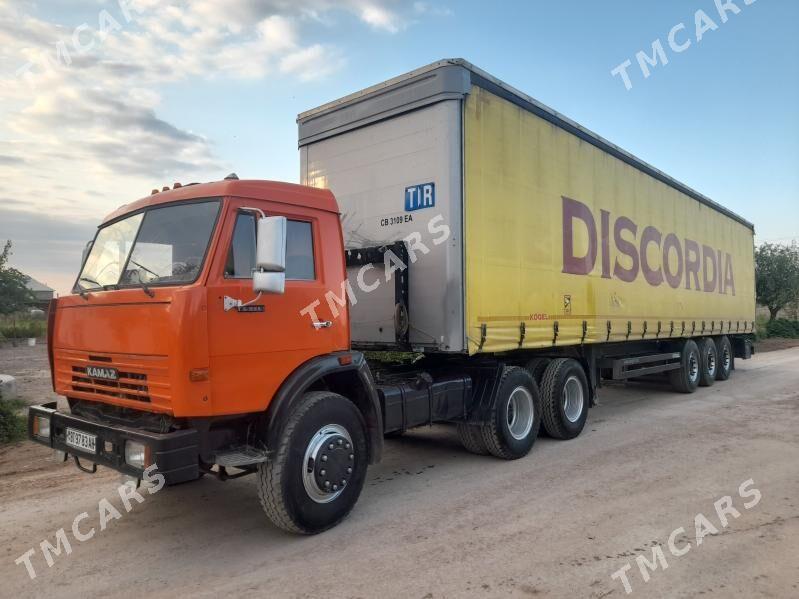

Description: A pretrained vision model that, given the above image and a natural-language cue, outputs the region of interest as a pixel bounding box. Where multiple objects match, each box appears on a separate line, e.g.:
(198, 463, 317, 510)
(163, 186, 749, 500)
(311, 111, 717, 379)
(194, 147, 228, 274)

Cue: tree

(755, 242, 799, 321)
(0, 240, 34, 316)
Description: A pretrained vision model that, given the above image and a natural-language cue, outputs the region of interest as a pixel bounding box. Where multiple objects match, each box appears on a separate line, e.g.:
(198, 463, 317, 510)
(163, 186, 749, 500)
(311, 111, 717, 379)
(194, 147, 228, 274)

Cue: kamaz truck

(28, 60, 755, 534)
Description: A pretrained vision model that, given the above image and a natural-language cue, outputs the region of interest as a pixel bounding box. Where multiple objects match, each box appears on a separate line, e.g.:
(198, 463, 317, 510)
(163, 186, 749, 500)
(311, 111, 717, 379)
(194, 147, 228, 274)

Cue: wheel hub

(302, 425, 354, 504)
(506, 386, 534, 440)
(706, 349, 716, 376)
(563, 376, 584, 423)
(722, 346, 731, 371)
(688, 353, 699, 382)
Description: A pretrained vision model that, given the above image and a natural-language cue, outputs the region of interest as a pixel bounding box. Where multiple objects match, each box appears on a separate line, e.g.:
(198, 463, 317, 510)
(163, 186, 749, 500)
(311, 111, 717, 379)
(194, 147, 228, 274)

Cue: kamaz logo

(405, 182, 435, 212)
(86, 366, 119, 381)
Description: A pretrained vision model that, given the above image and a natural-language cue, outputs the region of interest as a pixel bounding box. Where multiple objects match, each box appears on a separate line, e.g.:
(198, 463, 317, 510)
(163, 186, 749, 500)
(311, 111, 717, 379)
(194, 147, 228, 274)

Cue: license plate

(66, 428, 97, 453)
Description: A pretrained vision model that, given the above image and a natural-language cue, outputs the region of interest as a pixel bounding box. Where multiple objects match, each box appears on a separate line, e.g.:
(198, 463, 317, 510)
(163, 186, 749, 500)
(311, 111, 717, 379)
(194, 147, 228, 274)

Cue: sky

(0, 0, 797, 296)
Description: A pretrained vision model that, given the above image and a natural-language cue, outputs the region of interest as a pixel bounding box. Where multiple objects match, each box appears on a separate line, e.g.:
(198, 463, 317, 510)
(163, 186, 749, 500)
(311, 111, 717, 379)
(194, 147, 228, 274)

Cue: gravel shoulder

(1, 345, 797, 598)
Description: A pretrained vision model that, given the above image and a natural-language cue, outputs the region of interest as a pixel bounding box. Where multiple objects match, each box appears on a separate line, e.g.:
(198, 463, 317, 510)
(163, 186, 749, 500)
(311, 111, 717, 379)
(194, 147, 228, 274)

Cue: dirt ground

(754, 337, 799, 353)
(0, 345, 797, 598)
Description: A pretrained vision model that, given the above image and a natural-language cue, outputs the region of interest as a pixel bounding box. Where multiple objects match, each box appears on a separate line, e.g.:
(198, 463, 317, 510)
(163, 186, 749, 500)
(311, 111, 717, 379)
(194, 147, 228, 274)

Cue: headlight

(34, 415, 51, 439)
(124, 441, 148, 469)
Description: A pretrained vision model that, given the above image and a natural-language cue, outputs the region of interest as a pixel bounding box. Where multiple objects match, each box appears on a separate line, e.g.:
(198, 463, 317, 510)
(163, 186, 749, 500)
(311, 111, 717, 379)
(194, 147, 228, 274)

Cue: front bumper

(28, 402, 200, 485)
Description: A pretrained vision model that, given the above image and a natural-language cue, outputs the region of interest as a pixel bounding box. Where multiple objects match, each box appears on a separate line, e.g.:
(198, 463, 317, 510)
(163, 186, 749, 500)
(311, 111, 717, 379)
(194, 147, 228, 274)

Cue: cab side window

(286, 220, 315, 280)
(224, 213, 256, 278)
(225, 213, 315, 280)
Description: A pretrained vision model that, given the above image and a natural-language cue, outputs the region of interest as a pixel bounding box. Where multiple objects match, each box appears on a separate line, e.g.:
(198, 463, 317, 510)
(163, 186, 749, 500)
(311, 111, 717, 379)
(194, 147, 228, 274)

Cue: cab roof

(102, 179, 338, 225)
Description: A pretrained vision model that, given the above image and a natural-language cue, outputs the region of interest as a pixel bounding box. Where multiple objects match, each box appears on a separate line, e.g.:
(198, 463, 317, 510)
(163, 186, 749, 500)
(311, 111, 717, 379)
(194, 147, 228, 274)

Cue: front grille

(71, 365, 151, 403)
(55, 349, 171, 409)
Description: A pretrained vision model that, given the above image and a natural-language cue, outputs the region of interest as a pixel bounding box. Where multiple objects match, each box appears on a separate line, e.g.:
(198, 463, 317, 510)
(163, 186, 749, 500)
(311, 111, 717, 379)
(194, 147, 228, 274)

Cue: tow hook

(73, 455, 98, 474)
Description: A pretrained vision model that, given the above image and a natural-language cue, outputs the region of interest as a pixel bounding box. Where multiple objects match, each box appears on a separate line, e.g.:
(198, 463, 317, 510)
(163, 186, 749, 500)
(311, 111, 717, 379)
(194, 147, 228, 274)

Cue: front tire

(257, 391, 368, 534)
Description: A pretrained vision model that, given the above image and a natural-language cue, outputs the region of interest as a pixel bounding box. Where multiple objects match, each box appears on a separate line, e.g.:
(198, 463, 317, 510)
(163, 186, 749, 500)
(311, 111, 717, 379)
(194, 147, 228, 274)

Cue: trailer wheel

(669, 340, 701, 393)
(698, 338, 717, 387)
(539, 358, 590, 440)
(257, 391, 368, 534)
(526, 357, 551, 386)
(714, 336, 733, 381)
(480, 366, 541, 459)
(457, 423, 489, 455)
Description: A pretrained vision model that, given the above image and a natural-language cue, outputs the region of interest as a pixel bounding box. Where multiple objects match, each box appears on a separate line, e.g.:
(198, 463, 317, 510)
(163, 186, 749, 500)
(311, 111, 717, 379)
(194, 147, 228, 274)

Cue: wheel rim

(563, 376, 585, 423)
(706, 348, 716, 376)
(506, 386, 534, 440)
(302, 424, 354, 504)
(722, 346, 731, 371)
(688, 353, 699, 383)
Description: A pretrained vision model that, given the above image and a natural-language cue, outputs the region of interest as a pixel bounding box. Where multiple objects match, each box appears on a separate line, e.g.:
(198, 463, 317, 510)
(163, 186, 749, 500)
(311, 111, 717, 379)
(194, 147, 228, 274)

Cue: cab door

(205, 196, 345, 415)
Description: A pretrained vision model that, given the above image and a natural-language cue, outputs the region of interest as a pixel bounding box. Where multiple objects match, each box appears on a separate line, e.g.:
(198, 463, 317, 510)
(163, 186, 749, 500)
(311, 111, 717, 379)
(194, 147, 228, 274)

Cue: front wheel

(257, 391, 368, 534)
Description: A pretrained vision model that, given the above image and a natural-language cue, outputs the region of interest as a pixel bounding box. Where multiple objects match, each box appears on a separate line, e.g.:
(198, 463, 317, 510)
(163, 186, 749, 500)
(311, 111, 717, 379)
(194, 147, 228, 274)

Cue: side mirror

(254, 216, 287, 294)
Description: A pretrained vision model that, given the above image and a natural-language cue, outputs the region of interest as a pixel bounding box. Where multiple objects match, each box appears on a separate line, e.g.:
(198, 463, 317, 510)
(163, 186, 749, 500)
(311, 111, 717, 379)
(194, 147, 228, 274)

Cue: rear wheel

(539, 358, 590, 440)
(526, 357, 551, 386)
(698, 338, 717, 387)
(714, 336, 733, 381)
(257, 391, 368, 534)
(669, 340, 701, 393)
(457, 423, 489, 455)
(480, 367, 541, 459)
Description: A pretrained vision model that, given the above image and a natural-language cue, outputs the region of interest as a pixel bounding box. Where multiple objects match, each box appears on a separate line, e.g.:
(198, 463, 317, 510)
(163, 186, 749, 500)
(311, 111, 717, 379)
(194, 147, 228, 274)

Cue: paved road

(1, 348, 797, 598)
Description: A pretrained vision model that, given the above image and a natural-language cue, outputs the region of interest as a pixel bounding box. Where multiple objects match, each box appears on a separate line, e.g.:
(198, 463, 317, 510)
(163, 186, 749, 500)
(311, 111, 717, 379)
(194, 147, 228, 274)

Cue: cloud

(0, 0, 447, 293)
(359, 4, 402, 33)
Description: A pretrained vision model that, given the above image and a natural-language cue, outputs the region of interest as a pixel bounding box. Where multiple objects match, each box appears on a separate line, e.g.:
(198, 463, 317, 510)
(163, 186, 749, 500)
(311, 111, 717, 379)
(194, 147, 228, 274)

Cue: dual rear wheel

(457, 359, 590, 458)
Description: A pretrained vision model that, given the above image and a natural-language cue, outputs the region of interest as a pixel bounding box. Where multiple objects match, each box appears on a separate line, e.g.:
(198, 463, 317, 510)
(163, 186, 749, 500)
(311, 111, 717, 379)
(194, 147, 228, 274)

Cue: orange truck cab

(29, 179, 394, 533)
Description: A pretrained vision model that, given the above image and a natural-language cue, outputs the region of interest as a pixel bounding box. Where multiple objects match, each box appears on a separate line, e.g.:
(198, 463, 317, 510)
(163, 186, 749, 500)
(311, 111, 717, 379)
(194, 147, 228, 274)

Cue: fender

(264, 351, 384, 463)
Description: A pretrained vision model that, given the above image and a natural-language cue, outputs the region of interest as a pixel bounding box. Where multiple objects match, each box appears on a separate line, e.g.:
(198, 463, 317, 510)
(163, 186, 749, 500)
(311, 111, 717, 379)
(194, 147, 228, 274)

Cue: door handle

(312, 321, 333, 329)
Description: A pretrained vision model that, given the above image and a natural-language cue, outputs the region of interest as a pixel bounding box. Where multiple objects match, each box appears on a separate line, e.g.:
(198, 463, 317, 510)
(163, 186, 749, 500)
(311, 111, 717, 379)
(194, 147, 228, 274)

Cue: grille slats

(71, 365, 151, 402)
(55, 350, 171, 408)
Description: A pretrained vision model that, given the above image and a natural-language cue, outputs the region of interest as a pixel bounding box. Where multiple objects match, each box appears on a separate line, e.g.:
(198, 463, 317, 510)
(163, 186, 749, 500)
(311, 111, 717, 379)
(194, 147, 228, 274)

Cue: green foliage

(0, 400, 27, 444)
(0, 319, 46, 339)
(0, 241, 35, 316)
(765, 318, 799, 339)
(755, 242, 799, 321)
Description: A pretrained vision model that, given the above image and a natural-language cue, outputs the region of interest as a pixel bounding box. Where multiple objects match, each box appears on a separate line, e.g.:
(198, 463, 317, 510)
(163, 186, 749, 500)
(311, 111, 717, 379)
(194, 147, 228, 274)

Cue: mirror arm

(239, 206, 265, 218)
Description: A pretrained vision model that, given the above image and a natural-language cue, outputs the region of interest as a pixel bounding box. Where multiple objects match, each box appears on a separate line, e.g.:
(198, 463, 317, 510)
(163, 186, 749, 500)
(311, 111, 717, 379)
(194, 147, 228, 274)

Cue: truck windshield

(76, 199, 221, 292)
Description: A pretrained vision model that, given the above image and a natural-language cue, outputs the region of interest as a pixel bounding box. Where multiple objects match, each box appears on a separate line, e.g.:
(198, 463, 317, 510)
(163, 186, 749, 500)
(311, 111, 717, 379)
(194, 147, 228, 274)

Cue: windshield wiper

(78, 276, 101, 288)
(128, 262, 156, 298)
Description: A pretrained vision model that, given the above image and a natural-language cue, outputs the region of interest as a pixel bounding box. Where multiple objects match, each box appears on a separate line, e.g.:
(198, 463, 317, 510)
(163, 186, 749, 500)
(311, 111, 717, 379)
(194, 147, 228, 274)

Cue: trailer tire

(669, 340, 701, 394)
(257, 391, 368, 534)
(525, 357, 551, 386)
(539, 358, 590, 440)
(480, 366, 541, 459)
(714, 336, 733, 381)
(698, 338, 717, 387)
(457, 423, 489, 455)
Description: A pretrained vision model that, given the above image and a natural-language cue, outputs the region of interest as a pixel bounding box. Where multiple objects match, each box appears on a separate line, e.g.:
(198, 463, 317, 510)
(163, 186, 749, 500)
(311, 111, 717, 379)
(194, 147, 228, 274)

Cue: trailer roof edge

(297, 58, 754, 231)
